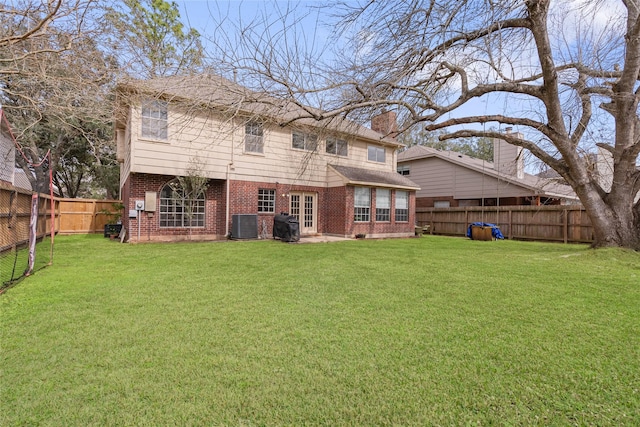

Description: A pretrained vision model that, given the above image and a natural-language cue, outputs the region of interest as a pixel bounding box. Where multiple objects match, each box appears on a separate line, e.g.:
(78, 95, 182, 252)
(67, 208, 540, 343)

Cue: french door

(289, 192, 317, 235)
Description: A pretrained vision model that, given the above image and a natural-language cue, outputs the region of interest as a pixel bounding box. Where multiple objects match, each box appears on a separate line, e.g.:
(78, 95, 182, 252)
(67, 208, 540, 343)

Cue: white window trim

(354, 187, 371, 223)
(434, 200, 451, 208)
(292, 131, 318, 151)
(258, 189, 276, 213)
(244, 121, 265, 154)
(326, 137, 348, 157)
(395, 190, 409, 222)
(140, 99, 168, 142)
(159, 179, 206, 228)
(368, 145, 386, 163)
(375, 188, 391, 222)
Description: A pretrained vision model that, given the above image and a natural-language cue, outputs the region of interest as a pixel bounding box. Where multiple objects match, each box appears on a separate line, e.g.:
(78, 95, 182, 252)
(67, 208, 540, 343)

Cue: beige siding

(493, 137, 524, 178)
(1, 131, 14, 184)
(408, 158, 454, 197)
(119, 110, 133, 189)
(410, 158, 535, 199)
(127, 103, 396, 186)
(327, 167, 347, 188)
(129, 105, 233, 180)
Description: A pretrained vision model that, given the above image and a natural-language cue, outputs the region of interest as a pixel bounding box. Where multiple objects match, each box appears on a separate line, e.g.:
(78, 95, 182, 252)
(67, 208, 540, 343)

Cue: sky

(175, 0, 340, 67)
(175, 0, 333, 44)
(173, 0, 497, 119)
(170, 0, 628, 165)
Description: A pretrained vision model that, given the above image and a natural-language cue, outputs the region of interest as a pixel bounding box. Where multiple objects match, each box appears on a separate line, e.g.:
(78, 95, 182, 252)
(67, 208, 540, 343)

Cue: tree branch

(411, 17, 532, 71)
(0, 0, 63, 47)
(438, 128, 569, 175)
(424, 114, 565, 142)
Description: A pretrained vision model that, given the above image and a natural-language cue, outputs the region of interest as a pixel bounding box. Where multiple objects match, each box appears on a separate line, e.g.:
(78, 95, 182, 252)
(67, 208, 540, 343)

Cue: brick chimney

(371, 110, 398, 138)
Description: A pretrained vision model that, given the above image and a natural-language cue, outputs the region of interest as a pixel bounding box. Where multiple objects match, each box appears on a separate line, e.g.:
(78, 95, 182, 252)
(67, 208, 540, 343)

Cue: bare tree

(1, 0, 117, 195)
(0, 1, 85, 51)
(171, 156, 209, 240)
(399, 127, 494, 161)
(212, 0, 640, 249)
(1, 0, 204, 197)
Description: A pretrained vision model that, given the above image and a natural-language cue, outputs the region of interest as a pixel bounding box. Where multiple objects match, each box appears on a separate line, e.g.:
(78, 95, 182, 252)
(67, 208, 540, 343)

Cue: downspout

(226, 163, 231, 237)
(225, 122, 235, 237)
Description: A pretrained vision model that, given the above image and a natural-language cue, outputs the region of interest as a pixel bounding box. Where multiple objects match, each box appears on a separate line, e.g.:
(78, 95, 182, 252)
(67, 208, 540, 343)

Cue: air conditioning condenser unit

(231, 214, 258, 239)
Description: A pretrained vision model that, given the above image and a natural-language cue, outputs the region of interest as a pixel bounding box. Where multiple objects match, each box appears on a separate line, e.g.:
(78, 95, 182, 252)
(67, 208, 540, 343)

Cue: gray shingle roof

(329, 164, 420, 190)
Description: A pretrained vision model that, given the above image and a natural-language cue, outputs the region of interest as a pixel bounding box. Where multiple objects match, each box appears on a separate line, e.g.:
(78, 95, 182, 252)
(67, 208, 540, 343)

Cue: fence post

(563, 208, 568, 244)
(429, 209, 434, 235)
(92, 200, 97, 232)
(25, 194, 38, 276)
(508, 208, 513, 240)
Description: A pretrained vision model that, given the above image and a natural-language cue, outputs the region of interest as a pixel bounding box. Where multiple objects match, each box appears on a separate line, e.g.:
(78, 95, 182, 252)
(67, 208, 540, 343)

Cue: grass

(1, 235, 639, 426)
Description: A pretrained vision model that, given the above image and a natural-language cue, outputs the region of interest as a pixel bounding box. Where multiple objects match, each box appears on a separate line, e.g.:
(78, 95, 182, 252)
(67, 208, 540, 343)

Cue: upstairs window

(376, 189, 390, 222)
(395, 190, 409, 222)
(245, 121, 264, 153)
(326, 137, 348, 157)
(397, 165, 410, 175)
(141, 99, 168, 140)
(368, 145, 386, 163)
(292, 131, 318, 151)
(354, 187, 371, 222)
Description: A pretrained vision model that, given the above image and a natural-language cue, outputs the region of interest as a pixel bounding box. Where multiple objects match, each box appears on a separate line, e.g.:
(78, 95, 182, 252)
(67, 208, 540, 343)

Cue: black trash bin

(273, 213, 300, 242)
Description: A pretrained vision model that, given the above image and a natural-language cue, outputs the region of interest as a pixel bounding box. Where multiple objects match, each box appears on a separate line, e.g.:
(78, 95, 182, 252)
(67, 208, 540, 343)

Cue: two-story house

(115, 74, 419, 242)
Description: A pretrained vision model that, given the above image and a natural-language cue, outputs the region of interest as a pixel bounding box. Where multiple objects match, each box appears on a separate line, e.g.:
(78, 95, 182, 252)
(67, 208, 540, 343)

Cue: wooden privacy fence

(416, 205, 594, 244)
(1, 183, 59, 252)
(58, 199, 122, 235)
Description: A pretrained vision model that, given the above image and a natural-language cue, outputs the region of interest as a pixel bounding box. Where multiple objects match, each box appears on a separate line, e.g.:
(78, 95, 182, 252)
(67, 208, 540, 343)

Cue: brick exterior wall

(349, 186, 416, 238)
(324, 186, 348, 235)
(123, 172, 416, 242)
(230, 180, 328, 237)
(121, 174, 131, 234)
(124, 173, 226, 242)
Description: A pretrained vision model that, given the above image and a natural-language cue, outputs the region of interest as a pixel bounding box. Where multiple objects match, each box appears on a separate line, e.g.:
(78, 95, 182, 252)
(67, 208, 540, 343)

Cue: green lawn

(1, 235, 639, 426)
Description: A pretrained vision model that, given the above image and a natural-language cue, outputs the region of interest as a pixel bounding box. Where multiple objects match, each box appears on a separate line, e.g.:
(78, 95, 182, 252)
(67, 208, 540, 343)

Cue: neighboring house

(538, 146, 639, 203)
(115, 75, 419, 242)
(0, 109, 58, 195)
(11, 168, 62, 196)
(13, 169, 33, 192)
(0, 109, 16, 186)
(397, 129, 578, 208)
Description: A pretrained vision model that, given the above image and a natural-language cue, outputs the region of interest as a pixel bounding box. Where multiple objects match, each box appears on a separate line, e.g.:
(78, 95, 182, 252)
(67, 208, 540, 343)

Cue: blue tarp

(467, 222, 505, 240)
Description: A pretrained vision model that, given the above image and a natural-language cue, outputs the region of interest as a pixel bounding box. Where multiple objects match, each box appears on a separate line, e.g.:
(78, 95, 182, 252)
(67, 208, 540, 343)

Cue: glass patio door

(289, 192, 317, 235)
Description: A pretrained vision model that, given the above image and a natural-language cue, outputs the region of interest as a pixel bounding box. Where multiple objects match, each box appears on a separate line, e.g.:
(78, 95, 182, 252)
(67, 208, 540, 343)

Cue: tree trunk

(581, 187, 640, 250)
